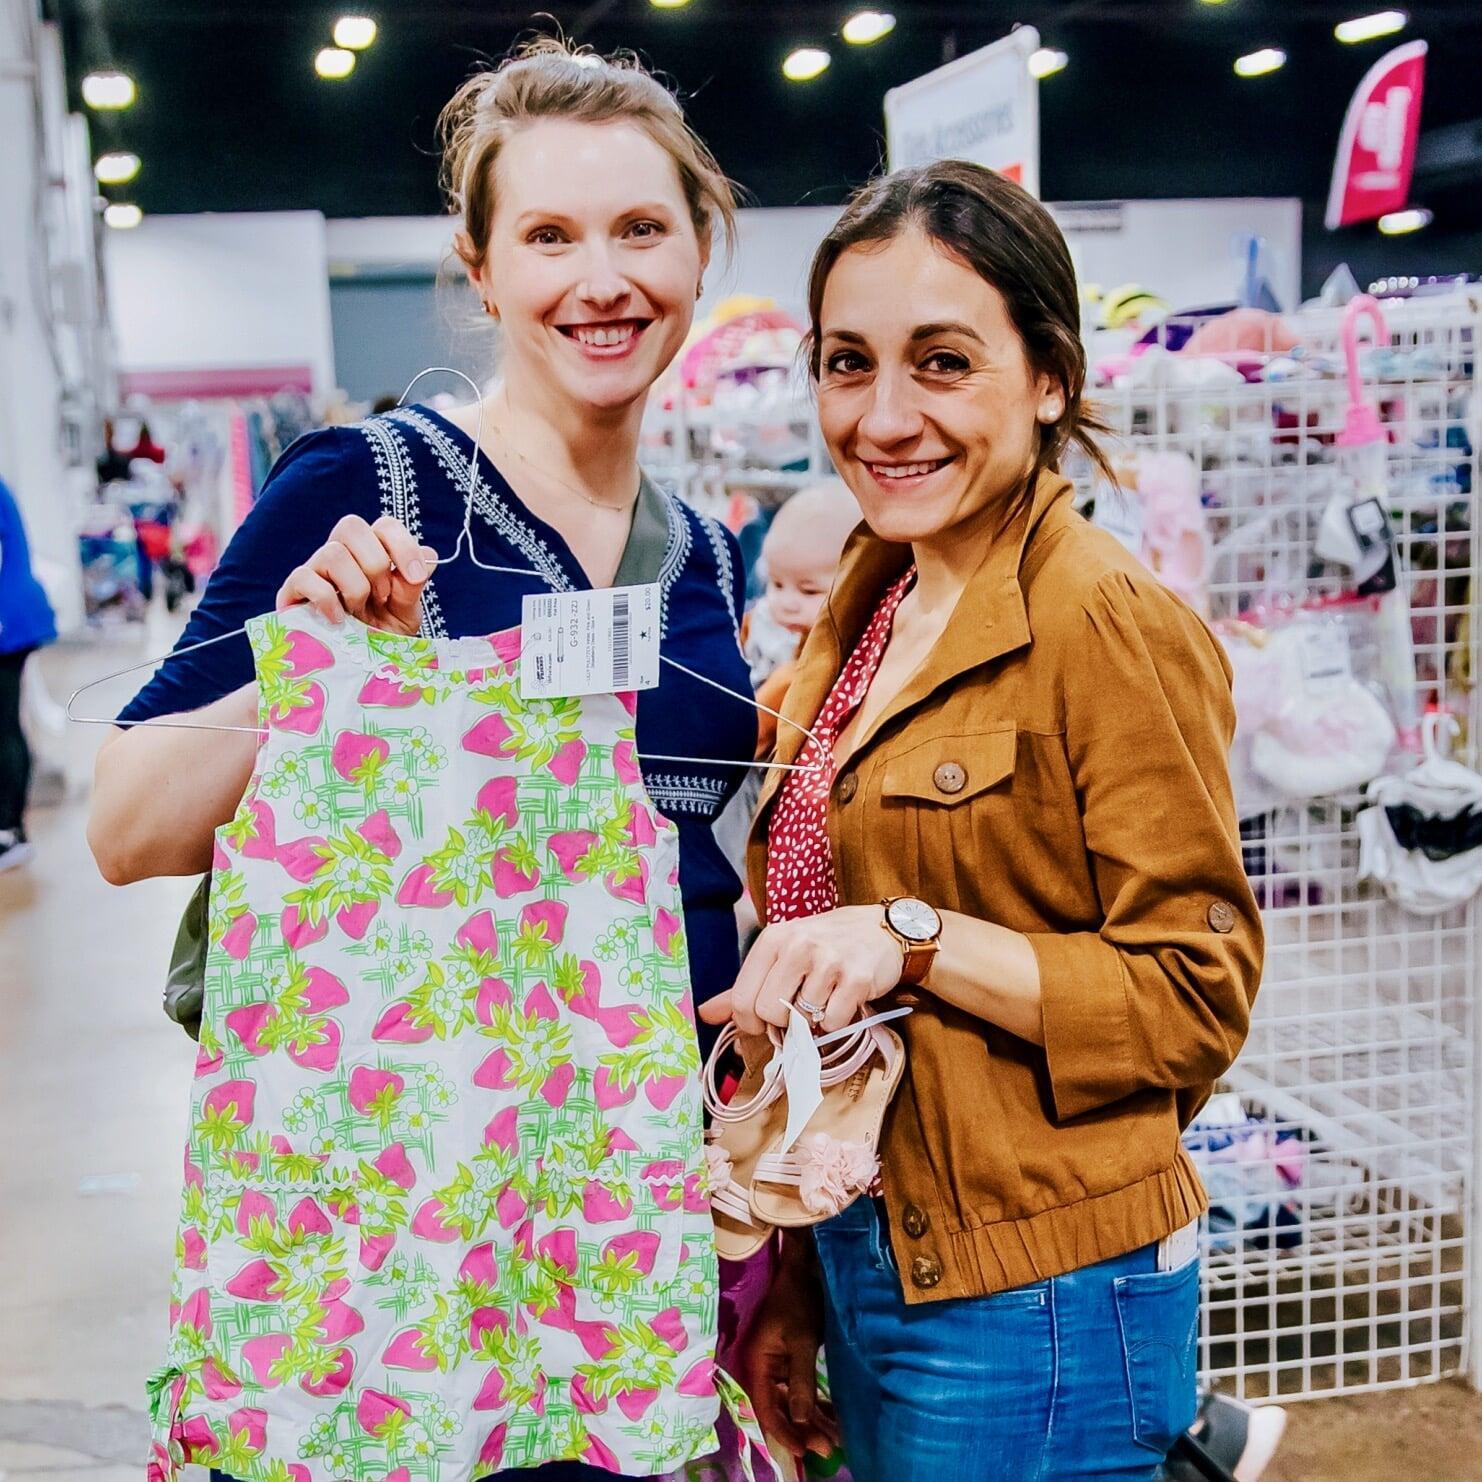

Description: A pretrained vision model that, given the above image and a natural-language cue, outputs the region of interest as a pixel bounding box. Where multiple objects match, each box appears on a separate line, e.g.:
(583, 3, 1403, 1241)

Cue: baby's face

(763, 534, 838, 636)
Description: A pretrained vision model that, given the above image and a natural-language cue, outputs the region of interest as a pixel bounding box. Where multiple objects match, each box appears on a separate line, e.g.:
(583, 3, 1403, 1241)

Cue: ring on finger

(796, 996, 827, 1024)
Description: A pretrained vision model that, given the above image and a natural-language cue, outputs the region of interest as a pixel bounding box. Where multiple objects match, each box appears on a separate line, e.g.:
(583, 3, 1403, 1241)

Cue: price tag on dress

(520, 582, 662, 699)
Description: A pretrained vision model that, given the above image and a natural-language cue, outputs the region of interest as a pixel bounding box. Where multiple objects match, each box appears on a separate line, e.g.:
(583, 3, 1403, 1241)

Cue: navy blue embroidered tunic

(121, 406, 757, 1040)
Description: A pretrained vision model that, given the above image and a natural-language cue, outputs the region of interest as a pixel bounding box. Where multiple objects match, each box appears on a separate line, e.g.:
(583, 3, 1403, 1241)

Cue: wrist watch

(881, 896, 943, 987)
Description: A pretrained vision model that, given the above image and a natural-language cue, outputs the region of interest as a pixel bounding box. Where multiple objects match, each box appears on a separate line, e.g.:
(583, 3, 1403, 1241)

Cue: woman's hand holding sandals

(276, 514, 436, 635)
(700, 905, 905, 1037)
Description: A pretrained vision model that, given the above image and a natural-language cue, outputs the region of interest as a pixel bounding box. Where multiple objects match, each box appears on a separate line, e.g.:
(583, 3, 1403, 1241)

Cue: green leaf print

(194, 1100, 250, 1153)
(283, 828, 395, 926)
(574, 1321, 678, 1401)
(213, 1426, 261, 1475)
(502, 831, 541, 878)
(510, 918, 557, 968)
(354, 1161, 409, 1236)
(597, 1000, 700, 1092)
(551, 953, 588, 1006)
(221, 804, 263, 855)
(479, 1326, 544, 1407)
(469, 677, 518, 710)
(424, 821, 505, 907)
(241, 1221, 350, 1305)
(590, 1245, 650, 1299)
(253, 617, 316, 721)
(479, 1001, 574, 1099)
(503, 696, 582, 769)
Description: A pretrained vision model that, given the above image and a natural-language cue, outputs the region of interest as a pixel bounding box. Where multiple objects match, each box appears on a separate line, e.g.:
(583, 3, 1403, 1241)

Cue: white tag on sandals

(778, 1006, 824, 1155)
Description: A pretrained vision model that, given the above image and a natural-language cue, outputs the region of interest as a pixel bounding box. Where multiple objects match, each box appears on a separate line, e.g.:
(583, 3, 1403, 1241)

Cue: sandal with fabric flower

(748, 1014, 907, 1229)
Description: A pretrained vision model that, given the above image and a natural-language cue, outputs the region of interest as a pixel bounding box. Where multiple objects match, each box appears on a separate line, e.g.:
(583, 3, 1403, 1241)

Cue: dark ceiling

(50, 2, 1482, 292)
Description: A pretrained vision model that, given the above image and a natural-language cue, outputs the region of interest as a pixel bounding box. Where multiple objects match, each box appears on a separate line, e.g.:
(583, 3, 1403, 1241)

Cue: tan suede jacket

(746, 472, 1264, 1303)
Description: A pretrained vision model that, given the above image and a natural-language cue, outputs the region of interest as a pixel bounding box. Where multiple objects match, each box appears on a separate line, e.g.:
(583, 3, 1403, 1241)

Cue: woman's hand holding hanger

(276, 514, 437, 635)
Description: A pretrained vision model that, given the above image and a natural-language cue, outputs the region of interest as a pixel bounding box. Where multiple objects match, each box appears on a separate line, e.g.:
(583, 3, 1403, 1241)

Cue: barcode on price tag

(520, 583, 661, 699)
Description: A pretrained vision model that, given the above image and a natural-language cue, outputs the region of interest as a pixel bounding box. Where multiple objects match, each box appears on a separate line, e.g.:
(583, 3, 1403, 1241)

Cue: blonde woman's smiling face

(478, 118, 709, 415)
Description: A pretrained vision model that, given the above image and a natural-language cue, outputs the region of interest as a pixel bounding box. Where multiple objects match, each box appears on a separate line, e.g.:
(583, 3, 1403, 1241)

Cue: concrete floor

(3, 629, 1482, 1482)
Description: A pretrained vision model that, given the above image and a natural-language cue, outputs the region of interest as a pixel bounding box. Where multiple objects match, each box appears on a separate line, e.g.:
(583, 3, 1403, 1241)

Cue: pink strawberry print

(604, 853, 650, 906)
(382, 1327, 439, 1370)
(491, 844, 541, 897)
(462, 713, 517, 758)
(457, 908, 498, 956)
(356, 671, 423, 708)
(395, 862, 456, 909)
(653, 908, 683, 959)
(300, 1348, 354, 1397)
(546, 737, 588, 785)
(612, 736, 642, 783)
(268, 680, 326, 734)
(348, 1066, 404, 1117)
(548, 830, 599, 882)
(331, 730, 389, 785)
(219, 911, 257, 960)
(371, 1000, 434, 1045)
(281, 628, 334, 676)
(357, 808, 403, 860)
(474, 775, 520, 831)
(518, 898, 568, 950)
(356, 1388, 411, 1437)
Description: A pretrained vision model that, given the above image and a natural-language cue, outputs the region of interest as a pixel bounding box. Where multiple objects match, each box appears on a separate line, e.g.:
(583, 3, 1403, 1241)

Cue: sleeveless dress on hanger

(149, 606, 763, 1481)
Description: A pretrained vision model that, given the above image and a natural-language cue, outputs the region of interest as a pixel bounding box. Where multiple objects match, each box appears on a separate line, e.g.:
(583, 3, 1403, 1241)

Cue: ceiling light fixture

(782, 48, 831, 82)
(649, 0, 694, 9)
(333, 16, 378, 50)
(1234, 48, 1287, 78)
(81, 69, 136, 110)
(315, 47, 356, 80)
(94, 151, 141, 185)
(104, 203, 143, 229)
(1335, 11, 1408, 44)
(1378, 207, 1432, 235)
(842, 11, 896, 45)
(1028, 48, 1068, 80)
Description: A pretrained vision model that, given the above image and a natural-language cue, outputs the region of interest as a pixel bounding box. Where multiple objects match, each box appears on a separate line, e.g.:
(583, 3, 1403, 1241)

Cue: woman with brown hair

(701, 161, 1264, 1479)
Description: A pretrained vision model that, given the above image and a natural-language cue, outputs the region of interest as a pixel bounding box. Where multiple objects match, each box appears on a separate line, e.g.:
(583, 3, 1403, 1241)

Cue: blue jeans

(813, 1197, 1200, 1482)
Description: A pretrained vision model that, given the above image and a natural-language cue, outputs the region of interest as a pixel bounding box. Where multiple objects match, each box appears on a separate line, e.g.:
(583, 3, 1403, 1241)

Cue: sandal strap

(702, 1021, 784, 1122)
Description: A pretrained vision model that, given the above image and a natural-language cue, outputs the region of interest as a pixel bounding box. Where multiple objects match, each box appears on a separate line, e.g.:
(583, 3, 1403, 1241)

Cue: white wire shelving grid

(1082, 299, 1480, 1402)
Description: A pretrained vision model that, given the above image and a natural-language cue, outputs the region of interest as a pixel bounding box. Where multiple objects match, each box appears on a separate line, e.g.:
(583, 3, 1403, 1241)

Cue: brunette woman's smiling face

(815, 228, 1064, 548)
(477, 117, 708, 417)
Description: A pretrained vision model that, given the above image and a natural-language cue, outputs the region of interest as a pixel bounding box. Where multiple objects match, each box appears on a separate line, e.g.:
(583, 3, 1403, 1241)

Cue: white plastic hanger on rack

(67, 367, 828, 774)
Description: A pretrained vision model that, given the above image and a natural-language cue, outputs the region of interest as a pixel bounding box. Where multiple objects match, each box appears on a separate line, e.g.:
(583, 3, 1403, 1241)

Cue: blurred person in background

(0, 472, 58, 871)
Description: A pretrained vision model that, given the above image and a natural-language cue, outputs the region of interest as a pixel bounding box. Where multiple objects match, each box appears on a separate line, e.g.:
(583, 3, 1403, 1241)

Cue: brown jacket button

(910, 1255, 942, 1288)
(1207, 900, 1237, 934)
(902, 1204, 930, 1238)
(933, 762, 966, 795)
(837, 773, 858, 804)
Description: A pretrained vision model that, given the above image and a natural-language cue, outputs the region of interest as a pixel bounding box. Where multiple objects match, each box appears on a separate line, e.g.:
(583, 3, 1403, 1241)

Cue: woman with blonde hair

(93, 41, 761, 1482)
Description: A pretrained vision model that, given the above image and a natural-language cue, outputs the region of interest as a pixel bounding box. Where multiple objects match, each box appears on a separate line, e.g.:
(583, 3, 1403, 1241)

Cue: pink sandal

(700, 1007, 910, 1252)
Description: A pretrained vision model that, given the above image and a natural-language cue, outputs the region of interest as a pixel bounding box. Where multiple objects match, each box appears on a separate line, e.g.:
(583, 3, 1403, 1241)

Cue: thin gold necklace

(484, 420, 641, 514)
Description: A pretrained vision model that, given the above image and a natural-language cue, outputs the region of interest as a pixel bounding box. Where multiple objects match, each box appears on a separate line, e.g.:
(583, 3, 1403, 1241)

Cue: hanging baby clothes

(1358, 716, 1482, 915)
(150, 605, 746, 1481)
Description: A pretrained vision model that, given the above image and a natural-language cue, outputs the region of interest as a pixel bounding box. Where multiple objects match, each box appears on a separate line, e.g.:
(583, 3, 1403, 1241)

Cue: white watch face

(888, 897, 940, 943)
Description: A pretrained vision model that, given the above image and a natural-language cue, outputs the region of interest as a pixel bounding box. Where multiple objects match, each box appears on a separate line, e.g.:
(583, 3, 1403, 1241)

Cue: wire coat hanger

(68, 367, 828, 774)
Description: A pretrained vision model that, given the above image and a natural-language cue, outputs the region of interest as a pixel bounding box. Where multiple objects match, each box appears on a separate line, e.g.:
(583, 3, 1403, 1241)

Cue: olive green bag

(160, 474, 675, 1042)
(163, 874, 209, 1040)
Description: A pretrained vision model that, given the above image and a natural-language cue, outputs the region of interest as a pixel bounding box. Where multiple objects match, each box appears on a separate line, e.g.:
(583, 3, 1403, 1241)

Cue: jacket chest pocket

(872, 728, 1017, 908)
